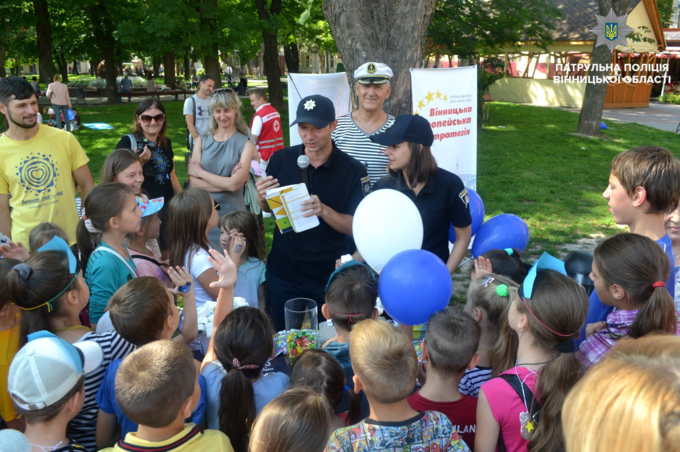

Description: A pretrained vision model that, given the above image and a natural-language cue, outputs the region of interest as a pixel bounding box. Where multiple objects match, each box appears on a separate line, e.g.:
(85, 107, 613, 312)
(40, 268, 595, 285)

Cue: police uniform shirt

(373, 169, 472, 263)
(266, 143, 369, 285)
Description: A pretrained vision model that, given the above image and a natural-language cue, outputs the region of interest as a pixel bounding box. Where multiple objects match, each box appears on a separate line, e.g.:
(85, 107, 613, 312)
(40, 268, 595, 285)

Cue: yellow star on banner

(444, 95, 448, 101)
(435, 90, 442, 99)
(414, 110, 420, 115)
(417, 100, 425, 110)
(425, 92, 434, 103)
(526, 421, 535, 433)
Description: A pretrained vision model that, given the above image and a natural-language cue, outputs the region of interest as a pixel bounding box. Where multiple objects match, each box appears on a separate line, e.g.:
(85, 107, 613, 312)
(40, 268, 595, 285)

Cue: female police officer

(370, 115, 472, 274)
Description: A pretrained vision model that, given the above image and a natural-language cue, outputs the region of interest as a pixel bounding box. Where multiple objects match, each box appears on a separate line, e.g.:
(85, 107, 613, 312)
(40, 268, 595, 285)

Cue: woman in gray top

(188, 88, 255, 250)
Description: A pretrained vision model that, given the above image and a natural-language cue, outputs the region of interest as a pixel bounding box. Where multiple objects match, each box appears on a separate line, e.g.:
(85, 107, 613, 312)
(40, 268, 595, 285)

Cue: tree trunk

(283, 39, 300, 74)
(152, 54, 160, 77)
(0, 36, 5, 78)
(56, 52, 68, 83)
(184, 53, 191, 78)
(33, 0, 58, 84)
(204, 48, 222, 88)
(72, 60, 79, 75)
(323, 0, 436, 116)
(163, 52, 176, 88)
(254, 0, 283, 108)
(576, 0, 629, 136)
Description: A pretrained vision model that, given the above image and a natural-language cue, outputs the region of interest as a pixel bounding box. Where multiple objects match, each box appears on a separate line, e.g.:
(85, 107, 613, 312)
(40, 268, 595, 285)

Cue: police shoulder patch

(361, 176, 371, 197)
(459, 188, 470, 208)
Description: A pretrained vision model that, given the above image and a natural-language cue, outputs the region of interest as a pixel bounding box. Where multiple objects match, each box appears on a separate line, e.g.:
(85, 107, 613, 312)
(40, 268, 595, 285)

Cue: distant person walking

(45, 74, 71, 131)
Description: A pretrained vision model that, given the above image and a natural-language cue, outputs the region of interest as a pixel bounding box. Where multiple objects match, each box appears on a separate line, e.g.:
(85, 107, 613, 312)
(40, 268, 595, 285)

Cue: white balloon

(353, 189, 423, 274)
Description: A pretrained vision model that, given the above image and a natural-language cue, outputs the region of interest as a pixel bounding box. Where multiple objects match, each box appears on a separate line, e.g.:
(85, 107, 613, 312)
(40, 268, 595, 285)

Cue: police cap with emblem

(291, 95, 336, 128)
(354, 62, 393, 85)
(370, 114, 434, 147)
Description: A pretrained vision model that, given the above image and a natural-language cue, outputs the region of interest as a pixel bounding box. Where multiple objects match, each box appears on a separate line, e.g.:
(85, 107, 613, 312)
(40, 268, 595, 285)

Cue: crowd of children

(0, 144, 680, 452)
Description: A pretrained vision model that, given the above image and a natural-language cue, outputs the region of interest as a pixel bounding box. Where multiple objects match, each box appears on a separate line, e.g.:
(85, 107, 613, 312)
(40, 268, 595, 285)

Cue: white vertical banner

(410, 66, 478, 190)
(287, 73, 352, 146)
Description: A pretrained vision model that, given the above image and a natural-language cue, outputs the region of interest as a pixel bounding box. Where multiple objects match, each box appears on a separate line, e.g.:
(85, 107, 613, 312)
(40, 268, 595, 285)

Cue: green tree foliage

(429, 0, 560, 59)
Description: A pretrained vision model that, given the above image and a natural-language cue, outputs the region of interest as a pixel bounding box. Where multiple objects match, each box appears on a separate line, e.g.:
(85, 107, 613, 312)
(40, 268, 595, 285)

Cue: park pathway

(557, 101, 680, 133)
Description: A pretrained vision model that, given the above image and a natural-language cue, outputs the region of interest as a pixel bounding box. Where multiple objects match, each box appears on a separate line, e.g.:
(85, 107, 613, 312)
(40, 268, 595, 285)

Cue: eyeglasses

(139, 114, 165, 124)
(211, 88, 235, 97)
(213, 203, 221, 211)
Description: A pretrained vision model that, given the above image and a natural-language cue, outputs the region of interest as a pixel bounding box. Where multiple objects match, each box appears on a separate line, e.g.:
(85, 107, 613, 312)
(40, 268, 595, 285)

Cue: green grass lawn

(3, 100, 679, 262)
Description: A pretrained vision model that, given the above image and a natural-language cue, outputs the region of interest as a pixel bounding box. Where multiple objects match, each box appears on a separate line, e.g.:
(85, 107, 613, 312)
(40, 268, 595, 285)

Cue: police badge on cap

(354, 62, 393, 85)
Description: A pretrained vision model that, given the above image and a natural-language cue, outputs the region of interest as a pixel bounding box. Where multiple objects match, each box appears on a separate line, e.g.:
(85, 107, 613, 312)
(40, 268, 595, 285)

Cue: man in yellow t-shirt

(0, 76, 93, 246)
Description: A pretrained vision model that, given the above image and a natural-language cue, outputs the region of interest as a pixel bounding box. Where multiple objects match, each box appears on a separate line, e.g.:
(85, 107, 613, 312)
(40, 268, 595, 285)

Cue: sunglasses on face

(213, 203, 221, 211)
(211, 88, 235, 97)
(139, 114, 165, 124)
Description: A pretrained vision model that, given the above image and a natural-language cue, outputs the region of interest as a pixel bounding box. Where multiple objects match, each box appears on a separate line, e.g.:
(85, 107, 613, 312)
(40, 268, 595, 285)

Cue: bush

(660, 93, 680, 104)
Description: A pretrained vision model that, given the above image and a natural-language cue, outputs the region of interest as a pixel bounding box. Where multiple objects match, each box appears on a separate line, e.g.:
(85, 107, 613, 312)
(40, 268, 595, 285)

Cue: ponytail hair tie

(12, 263, 32, 281)
(652, 281, 666, 288)
(505, 248, 514, 256)
(231, 357, 259, 370)
(556, 339, 575, 354)
(496, 284, 509, 298)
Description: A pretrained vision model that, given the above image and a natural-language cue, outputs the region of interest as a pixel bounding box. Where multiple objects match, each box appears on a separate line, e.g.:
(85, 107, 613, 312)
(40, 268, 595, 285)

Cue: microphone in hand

(297, 155, 310, 189)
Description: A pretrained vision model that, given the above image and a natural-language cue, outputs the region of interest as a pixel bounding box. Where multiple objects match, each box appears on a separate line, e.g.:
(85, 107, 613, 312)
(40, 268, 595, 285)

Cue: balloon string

(458, 256, 472, 268)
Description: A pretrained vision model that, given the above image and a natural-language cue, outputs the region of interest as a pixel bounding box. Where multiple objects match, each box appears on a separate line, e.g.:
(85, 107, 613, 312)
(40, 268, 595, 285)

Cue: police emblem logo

(361, 176, 371, 197)
(367, 63, 377, 74)
(459, 188, 470, 209)
(605, 23, 617, 41)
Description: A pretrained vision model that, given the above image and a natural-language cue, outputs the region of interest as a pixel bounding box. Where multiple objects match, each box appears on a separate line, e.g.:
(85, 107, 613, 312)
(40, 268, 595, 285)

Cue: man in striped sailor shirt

(332, 62, 395, 186)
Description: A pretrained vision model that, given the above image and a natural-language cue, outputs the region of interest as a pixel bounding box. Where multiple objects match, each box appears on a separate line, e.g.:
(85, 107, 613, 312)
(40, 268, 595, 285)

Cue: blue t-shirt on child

(576, 234, 675, 347)
(96, 358, 207, 436)
(234, 257, 266, 308)
(201, 361, 289, 430)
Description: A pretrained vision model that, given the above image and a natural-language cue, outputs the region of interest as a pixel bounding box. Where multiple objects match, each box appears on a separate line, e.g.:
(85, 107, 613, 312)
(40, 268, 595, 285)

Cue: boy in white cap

(8, 331, 103, 452)
(332, 62, 395, 186)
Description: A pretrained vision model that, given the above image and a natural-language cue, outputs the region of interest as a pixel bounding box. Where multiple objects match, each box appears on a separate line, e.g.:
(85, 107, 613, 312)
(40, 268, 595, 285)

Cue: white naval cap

(354, 62, 393, 85)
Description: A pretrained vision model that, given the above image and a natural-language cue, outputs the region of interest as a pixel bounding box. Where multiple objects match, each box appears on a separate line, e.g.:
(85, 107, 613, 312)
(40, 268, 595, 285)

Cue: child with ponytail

(6, 237, 135, 450)
(201, 306, 289, 452)
(290, 348, 362, 430)
(476, 253, 588, 452)
(77, 183, 142, 327)
(460, 273, 519, 397)
(578, 233, 678, 369)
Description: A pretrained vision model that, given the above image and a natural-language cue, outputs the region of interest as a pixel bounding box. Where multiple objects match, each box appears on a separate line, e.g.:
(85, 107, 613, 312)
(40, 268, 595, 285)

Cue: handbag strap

(94, 246, 137, 278)
(496, 373, 541, 451)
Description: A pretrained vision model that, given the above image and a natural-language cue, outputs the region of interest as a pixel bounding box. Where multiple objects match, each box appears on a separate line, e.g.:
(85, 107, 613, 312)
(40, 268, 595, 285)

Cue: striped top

(458, 365, 493, 397)
(331, 113, 395, 185)
(68, 331, 135, 451)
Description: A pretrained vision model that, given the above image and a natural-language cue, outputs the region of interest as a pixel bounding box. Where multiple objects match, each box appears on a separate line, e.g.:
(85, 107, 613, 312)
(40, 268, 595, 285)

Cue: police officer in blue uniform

(371, 115, 472, 274)
(255, 95, 369, 331)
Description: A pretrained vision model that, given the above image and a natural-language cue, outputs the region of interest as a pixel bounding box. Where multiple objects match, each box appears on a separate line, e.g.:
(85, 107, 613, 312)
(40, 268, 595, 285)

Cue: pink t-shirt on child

(480, 366, 539, 452)
(129, 247, 171, 287)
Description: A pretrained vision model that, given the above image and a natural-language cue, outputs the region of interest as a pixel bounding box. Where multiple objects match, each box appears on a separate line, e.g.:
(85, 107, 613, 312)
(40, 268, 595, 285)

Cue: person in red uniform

(249, 88, 285, 173)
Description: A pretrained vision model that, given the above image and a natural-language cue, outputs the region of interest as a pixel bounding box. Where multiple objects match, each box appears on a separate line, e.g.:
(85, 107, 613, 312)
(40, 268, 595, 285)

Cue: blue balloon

(67, 109, 75, 121)
(471, 214, 530, 258)
(600, 121, 607, 130)
(449, 188, 485, 243)
(379, 249, 452, 326)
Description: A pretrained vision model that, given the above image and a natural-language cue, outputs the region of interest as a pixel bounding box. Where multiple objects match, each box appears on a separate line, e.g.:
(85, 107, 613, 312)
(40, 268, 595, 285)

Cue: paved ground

(557, 101, 680, 133)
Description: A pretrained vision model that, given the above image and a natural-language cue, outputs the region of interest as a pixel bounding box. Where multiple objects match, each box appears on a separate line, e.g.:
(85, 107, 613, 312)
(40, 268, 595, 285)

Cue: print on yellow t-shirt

(0, 125, 89, 245)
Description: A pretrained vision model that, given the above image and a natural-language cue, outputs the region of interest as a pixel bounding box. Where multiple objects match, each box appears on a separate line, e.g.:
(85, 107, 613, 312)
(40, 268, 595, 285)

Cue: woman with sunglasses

(188, 88, 255, 251)
(115, 98, 182, 260)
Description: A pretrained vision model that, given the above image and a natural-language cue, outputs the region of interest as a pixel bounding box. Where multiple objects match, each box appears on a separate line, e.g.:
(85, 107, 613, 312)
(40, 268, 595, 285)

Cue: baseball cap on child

(136, 196, 165, 218)
(8, 331, 104, 411)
